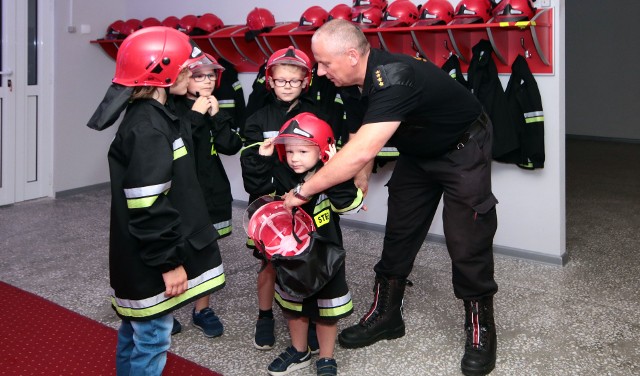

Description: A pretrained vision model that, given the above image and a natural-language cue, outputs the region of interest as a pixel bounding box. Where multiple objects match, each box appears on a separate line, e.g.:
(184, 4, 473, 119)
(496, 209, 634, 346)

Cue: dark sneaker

(316, 358, 337, 376)
(192, 308, 223, 338)
(308, 322, 319, 355)
(254, 317, 276, 350)
(171, 317, 182, 335)
(267, 346, 312, 376)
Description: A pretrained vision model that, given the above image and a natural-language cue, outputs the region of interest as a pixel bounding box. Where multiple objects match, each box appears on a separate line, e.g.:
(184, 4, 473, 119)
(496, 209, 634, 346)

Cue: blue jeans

(116, 314, 173, 376)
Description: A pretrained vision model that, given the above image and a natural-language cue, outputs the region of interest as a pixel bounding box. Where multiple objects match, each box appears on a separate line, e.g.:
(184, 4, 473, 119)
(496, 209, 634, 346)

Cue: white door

(0, 0, 52, 205)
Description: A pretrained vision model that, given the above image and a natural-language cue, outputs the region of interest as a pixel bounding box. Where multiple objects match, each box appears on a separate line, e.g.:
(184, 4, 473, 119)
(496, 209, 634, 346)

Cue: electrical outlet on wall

(537, 0, 551, 7)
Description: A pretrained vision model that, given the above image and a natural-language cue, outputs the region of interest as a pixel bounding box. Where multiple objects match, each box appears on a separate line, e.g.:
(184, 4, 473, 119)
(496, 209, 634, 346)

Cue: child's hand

(162, 265, 188, 297)
(259, 137, 276, 156)
(192, 96, 211, 115)
(207, 96, 220, 116)
(325, 144, 337, 161)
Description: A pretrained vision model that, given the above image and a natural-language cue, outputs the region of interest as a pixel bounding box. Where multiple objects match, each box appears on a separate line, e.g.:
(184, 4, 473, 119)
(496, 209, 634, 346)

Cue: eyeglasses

(272, 78, 303, 88)
(191, 73, 217, 82)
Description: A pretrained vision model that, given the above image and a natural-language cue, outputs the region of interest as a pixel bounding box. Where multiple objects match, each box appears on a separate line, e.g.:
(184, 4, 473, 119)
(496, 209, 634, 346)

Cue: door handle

(0, 69, 13, 75)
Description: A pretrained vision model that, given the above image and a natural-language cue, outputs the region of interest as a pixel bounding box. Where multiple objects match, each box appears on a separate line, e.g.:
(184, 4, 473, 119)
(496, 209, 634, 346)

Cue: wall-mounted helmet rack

(91, 8, 552, 74)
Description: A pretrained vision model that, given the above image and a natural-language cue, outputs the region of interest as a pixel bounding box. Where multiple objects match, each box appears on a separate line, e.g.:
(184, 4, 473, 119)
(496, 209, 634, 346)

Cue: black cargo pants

(374, 114, 499, 299)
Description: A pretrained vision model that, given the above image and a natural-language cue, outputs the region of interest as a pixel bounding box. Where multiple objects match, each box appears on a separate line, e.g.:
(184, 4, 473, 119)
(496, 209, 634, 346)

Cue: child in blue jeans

(89, 26, 226, 375)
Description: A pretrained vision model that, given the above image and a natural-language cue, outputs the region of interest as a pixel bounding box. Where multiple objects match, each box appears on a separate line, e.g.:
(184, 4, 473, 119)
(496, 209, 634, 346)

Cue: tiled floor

(0, 139, 638, 375)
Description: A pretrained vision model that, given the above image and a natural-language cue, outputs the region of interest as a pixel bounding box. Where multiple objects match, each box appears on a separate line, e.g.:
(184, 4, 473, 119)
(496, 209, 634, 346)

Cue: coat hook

(443, 40, 453, 59)
(520, 37, 531, 58)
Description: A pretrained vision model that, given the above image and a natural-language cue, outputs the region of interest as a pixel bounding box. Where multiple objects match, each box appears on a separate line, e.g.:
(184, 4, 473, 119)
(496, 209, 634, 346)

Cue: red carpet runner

(0, 281, 222, 375)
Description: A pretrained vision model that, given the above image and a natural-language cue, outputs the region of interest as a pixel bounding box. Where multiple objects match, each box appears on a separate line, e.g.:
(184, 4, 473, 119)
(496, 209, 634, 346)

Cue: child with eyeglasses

(169, 53, 242, 339)
(240, 46, 334, 356)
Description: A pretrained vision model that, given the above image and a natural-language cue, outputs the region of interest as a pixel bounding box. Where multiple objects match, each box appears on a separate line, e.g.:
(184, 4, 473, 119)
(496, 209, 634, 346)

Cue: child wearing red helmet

(88, 26, 226, 375)
(241, 46, 334, 356)
(246, 112, 363, 376)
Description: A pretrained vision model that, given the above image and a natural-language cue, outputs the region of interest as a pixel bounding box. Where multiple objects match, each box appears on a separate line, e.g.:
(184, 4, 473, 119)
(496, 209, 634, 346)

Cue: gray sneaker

(267, 346, 312, 376)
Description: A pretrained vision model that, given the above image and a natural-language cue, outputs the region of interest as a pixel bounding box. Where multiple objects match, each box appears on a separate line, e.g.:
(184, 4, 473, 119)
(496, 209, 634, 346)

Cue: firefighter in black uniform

(284, 19, 499, 376)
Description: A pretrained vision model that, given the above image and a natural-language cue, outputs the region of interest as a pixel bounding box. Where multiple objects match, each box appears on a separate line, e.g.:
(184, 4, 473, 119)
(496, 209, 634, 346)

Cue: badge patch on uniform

(314, 209, 331, 228)
(371, 63, 414, 93)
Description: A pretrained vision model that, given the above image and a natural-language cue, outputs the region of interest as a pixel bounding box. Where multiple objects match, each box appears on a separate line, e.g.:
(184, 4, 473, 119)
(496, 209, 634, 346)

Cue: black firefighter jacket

(172, 96, 243, 237)
(107, 99, 225, 321)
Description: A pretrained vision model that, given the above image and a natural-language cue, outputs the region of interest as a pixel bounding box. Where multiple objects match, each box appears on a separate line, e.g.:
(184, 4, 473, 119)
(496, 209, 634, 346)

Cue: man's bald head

(312, 19, 370, 56)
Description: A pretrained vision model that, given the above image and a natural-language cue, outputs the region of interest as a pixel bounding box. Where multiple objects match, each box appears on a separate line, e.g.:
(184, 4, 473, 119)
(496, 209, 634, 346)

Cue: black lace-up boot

(338, 276, 406, 348)
(461, 297, 497, 376)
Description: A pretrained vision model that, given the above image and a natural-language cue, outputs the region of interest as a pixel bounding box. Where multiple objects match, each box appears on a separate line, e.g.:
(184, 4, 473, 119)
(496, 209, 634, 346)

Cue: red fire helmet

(380, 0, 420, 28)
(112, 26, 204, 88)
(414, 0, 455, 26)
(274, 112, 335, 164)
(178, 14, 198, 35)
(293, 6, 329, 32)
(493, 0, 536, 22)
(328, 4, 353, 21)
(141, 17, 162, 29)
(265, 46, 313, 91)
(244, 196, 315, 259)
(351, 6, 383, 29)
(450, 0, 492, 25)
(193, 13, 224, 35)
(247, 7, 276, 32)
(161, 16, 180, 29)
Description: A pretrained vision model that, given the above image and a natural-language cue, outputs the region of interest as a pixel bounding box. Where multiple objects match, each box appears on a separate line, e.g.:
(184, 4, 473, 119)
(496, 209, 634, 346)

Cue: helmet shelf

(90, 8, 552, 74)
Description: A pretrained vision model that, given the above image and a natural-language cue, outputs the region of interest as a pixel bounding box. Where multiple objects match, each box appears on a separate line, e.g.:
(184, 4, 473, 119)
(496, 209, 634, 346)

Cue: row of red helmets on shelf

(103, 0, 537, 41)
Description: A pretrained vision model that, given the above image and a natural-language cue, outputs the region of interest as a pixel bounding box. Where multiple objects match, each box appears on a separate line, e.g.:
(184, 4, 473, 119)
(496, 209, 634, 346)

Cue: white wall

(53, 0, 125, 191)
(54, 0, 567, 264)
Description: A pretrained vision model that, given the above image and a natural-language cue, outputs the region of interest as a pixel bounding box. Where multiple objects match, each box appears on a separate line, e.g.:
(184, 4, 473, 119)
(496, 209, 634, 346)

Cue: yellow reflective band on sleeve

(332, 188, 364, 214)
(334, 94, 343, 105)
(127, 195, 159, 209)
(525, 116, 544, 123)
(218, 99, 235, 109)
(316, 92, 322, 101)
(275, 293, 303, 312)
(313, 196, 332, 215)
(112, 269, 225, 319)
(232, 81, 242, 91)
(173, 138, 187, 160)
(124, 182, 171, 209)
(319, 300, 353, 318)
(257, 77, 265, 84)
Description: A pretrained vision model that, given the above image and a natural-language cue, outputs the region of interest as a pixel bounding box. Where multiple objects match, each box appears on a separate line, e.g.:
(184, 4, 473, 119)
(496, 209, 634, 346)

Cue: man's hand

(162, 265, 188, 297)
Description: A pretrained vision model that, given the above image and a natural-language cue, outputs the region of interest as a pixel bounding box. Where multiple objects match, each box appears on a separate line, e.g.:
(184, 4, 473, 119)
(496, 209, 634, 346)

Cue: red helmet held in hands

(244, 196, 315, 259)
(450, 0, 492, 25)
(265, 46, 313, 91)
(351, 6, 383, 29)
(414, 0, 455, 26)
(274, 112, 335, 164)
(328, 4, 353, 21)
(380, 0, 420, 28)
(493, 0, 536, 22)
(293, 6, 329, 32)
(247, 7, 276, 32)
(112, 26, 204, 88)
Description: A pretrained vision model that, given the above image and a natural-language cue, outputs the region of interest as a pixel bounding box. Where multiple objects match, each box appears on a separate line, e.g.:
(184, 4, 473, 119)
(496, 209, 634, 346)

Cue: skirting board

(232, 200, 569, 267)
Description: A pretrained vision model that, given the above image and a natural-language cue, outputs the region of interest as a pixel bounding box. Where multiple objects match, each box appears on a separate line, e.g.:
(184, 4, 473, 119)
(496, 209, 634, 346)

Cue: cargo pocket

(472, 193, 499, 220)
(187, 226, 218, 251)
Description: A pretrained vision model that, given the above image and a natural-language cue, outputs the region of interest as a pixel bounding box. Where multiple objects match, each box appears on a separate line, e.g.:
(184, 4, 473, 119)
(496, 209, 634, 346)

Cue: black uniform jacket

(240, 97, 332, 203)
(172, 96, 243, 236)
(107, 99, 225, 321)
(353, 48, 483, 159)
